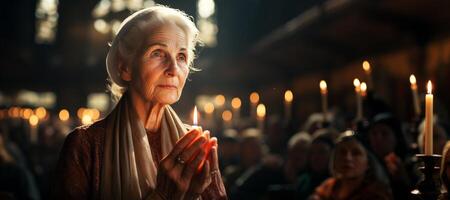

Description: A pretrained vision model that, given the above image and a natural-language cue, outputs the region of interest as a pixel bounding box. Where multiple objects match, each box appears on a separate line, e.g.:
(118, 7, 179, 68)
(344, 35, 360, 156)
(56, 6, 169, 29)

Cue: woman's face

(127, 23, 190, 105)
(368, 124, 396, 158)
(334, 139, 368, 180)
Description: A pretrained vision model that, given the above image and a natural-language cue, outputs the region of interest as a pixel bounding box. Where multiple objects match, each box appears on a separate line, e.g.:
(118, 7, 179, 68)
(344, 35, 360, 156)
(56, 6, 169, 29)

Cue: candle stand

(412, 154, 442, 200)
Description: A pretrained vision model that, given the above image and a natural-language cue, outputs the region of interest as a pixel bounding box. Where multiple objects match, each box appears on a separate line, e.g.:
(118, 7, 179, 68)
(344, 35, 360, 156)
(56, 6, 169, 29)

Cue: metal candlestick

(411, 154, 442, 200)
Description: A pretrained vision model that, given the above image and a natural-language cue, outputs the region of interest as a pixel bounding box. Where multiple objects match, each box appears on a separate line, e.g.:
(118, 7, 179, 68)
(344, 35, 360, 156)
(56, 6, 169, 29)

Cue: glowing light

(91, 109, 100, 121)
(198, 0, 215, 18)
(231, 97, 242, 109)
(353, 78, 361, 92)
(256, 104, 266, 118)
(22, 108, 33, 119)
(222, 110, 232, 121)
(59, 109, 70, 121)
(35, 107, 47, 119)
(362, 60, 371, 72)
(193, 106, 199, 125)
(77, 108, 85, 120)
(284, 90, 293, 103)
(204, 102, 215, 114)
(82, 115, 93, 125)
(409, 74, 416, 85)
(250, 92, 260, 104)
(427, 81, 432, 94)
(320, 80, 327, 94)
(29, 115, 39, 126)
(94, 19, 110, 34)
(35, 0, 59, 43)
(361, 82, 367, 92)
(215, 95, 225, 106)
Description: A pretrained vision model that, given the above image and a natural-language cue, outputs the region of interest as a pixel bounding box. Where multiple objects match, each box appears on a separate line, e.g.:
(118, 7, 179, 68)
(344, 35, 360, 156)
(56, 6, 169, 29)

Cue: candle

(222, 110, 233, 129)
(203, 102, 215, 128)
(319, 81, 328, 122)
(360, 82, 367, 97)
(353, 78, 363, 120)
(362, 60, 373, 90)
(250, 92, 260, 120)
(214, 95, 225, 120)
(284, 90, 293, 121)
(29, 114, 39, 143)
(409, 75, 421, 117)
(256, 104, 266, 132)
(424, 81, 433, 155)
(192, 106, 204, 134)
(231, 97, 241, 125)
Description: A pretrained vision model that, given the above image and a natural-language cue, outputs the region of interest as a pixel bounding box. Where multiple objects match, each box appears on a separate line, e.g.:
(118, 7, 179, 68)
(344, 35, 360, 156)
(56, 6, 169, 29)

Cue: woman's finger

(209, 137, 219, 171)
(181, 148, 206, 181)
(165, 129, 200, 163)
(179, 136, 207, 163)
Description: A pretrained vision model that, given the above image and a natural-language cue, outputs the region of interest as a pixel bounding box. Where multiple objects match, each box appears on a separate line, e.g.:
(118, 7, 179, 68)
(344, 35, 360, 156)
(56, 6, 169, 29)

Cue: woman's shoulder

(66, 119, 107, 142)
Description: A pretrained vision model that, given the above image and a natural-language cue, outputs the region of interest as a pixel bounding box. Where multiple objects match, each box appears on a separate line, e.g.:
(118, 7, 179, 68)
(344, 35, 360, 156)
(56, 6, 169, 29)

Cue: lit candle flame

(284, 90, 293, 103)
(204, 102, 214, 114)
(409, 74, 416, 85)
(193, 106, 198, 126)
(231, 97, 242, 109)
(362, 61, 371, 72)
(215, 95, 225, 106)
(427, 81, 432, 94)
(361, 82, 367, 93)
(320, 80, 327, 94)
(250, 92, 260, 104)
(353, 78, 360, 87)
(257, 104, 266, 118)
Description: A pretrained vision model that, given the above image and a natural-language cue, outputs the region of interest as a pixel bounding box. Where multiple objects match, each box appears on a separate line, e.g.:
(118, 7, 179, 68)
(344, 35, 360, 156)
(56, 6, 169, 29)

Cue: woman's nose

(164, 56, 177, 77)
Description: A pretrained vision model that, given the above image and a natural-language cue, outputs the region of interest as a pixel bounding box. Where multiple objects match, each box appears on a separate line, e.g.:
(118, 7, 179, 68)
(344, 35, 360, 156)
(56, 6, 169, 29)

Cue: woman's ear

(118, 60, 132, 82)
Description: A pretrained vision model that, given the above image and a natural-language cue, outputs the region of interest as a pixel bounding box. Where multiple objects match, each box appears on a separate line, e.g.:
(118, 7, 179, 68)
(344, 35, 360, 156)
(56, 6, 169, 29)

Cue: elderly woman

(309, 131, 393, 200)
(52, 6, 227, 200)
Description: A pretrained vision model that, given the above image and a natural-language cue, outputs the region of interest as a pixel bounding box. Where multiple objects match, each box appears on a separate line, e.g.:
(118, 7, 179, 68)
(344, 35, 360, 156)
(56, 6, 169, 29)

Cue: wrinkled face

(334, 139, 368, 180)
(368, 124, 396, 158)
(309, 141, 332, 173)
(129, 23, 190, 105)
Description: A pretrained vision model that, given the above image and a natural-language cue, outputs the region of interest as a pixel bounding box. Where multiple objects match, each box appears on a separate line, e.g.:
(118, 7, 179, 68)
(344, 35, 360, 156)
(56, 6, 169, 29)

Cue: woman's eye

(177, 53, 186, 62)
(151, 50, 164, 58)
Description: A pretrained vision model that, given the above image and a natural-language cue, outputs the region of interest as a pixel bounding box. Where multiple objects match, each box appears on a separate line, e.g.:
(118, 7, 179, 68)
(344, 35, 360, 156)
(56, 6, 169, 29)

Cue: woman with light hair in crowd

(310, 131, 393, 200)
(53, 5, 226, 200)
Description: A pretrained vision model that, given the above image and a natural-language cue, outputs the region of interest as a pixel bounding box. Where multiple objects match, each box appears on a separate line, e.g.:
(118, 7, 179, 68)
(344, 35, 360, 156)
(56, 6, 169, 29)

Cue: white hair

(106, 5, 200, 100)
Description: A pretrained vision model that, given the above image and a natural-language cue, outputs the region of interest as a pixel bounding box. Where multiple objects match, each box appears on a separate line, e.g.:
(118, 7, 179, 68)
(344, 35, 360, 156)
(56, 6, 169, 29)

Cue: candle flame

(250, 92, 260, 104)
(427, 81, 432, 94)
(353, 78, 360, 87)
(215, 95, 225, 106)
(284, 90, 293, 103)
(222, 110, 232, 121)
(204, 102, 214, 114)
(231, 97, 242, 109)
(361, 82, 367, 92)
(409, 74, 416, 85)
(320, 80, 327, 91)
(257, 104, 266, 118)
(193, 106, 198, 125)
(362, 61, 371, 72)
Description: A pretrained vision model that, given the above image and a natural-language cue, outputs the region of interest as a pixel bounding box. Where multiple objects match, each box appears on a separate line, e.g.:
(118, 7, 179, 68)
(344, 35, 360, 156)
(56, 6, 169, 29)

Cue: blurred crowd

(0, 91, 449, 200)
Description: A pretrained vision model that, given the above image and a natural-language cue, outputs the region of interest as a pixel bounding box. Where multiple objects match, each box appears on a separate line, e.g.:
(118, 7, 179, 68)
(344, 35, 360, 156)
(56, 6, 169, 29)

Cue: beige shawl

(100, 94, 188, 200)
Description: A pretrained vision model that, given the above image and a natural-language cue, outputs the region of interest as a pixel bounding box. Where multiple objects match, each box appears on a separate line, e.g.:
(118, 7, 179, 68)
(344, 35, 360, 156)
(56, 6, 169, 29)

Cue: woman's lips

(157, 84, 177, 89)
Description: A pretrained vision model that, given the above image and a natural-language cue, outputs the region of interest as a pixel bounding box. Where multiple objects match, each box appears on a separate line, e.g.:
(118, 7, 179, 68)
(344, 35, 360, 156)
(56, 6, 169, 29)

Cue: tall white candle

(319, 81, 328, 122)
(424, 81, 433, 155)
(231, 97, 241, 126)
(409, 75, 421, 118)
(363, 60, 373, 90)
(250, 92, 259, 120)
(284, 90, 293, 121)
(256, 104, 266, 132)
(353, 78, 363, 120)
